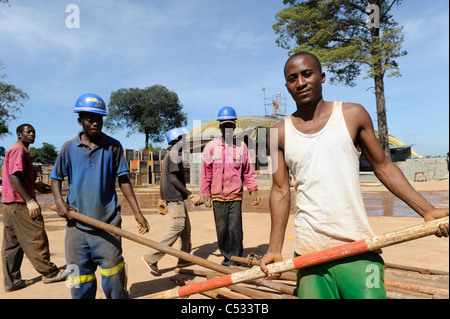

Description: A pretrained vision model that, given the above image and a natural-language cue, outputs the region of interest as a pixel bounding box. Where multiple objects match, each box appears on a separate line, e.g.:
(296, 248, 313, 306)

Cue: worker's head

(217, 106, 237, 142)
(166, 128, 186, 146)
(217, 106, 237, 122)
(219, 120, 236, 139)
(77, 111, 104, 138)
(284, 52, 322, 75)
(74, 93, 106, 139)
(16, 123, 35, 146)
(74, 93, 107, 116)
(284, 52, 326, 106)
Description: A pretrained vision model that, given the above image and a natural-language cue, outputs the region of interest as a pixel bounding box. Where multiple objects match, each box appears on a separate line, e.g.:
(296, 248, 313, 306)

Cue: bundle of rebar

(58, 208, 447, 300)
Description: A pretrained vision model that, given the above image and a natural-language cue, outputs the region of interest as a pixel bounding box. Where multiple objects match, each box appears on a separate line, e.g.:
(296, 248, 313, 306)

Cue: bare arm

(260, 123, 292, 276)
(118, 174, 149, 234)
(50, 179, 70, 219)
(10, 172, 43, 218)
(9, 172, 32, 202)
(355, 105, 448, 237)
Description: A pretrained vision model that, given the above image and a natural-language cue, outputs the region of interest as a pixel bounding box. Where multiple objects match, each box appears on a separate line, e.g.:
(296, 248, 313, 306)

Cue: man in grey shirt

(142, 128, 201, 275)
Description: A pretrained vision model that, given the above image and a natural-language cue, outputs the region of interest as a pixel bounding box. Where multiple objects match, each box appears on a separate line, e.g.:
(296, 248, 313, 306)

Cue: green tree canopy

(274, 0, 407, 155)
(29, 142, 58, 164)
(1, 62, 30, 137)
(105, 85, 187, 149)
(0, 146, 5, 162)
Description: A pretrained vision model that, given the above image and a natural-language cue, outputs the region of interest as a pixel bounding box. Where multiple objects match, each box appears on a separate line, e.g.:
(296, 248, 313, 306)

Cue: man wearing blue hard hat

(200, 106, 259, 266)
(142, 128, 202, 276)
(50, 93, 150, 299)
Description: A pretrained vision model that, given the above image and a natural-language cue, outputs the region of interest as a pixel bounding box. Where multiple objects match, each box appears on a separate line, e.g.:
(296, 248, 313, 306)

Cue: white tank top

(284, 101, 375, 255)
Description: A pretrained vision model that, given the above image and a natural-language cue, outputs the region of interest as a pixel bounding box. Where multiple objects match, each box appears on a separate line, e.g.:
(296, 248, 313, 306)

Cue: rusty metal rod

(230, 265, 296, 295)
(385, 262, 449, 276)
(173, 278, 246, 299)
(231, 256, 297, 281)
(61, 210, 228, 273)
(385, 280, 449, 297)
(228, 283, 278, 299)
(148, 216, 448, 299)
(177, 268, 279, 299)
(60, 209, 293, 296)
(230, 255, 263, 266)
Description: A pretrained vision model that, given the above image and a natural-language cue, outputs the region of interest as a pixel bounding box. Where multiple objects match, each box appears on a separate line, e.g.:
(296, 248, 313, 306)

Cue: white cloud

(0, 0, 208, 61)
(401, 5, 449, 58)
(211, 29, 267, 54)
(0, 0, 447, 155)
(0, 4, 66, 54)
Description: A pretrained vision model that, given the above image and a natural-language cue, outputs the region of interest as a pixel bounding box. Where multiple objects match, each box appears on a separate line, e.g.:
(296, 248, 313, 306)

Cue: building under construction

(115, 91, 437, 186)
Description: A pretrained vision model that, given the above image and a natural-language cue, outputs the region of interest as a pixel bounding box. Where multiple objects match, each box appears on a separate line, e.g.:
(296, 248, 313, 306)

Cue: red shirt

(1, 142, 36, 203)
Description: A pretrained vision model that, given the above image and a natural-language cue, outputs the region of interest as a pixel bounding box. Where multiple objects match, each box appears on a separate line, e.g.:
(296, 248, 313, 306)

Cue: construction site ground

(0, 178, 448, 300)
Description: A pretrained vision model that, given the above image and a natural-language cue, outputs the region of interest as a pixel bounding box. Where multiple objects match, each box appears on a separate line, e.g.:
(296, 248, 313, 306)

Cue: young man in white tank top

(260, 52, 449, 299)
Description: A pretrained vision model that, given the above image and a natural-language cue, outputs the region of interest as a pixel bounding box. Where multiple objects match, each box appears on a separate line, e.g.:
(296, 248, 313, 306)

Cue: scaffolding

(262, 88, 287, 120)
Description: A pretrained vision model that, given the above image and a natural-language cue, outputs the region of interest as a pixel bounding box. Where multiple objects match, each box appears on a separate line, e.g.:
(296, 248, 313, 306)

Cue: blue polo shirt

(50, 132, 129, 230)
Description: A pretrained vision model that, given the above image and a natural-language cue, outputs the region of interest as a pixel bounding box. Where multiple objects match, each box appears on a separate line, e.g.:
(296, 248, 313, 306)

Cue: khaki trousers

(143, 201, 191, 264)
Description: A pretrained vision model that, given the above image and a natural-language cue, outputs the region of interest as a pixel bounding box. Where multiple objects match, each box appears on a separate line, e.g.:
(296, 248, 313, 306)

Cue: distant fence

(125, 149, 165, 186)
(24, 150, 170, 187)
(125, 149, 191, 186)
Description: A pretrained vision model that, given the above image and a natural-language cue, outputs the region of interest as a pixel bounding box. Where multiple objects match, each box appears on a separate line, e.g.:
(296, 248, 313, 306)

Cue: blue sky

(0, 0, 448, 156)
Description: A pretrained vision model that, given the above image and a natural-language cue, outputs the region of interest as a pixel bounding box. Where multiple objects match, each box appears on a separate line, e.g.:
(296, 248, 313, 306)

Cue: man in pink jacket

(200, 106, 259, 266)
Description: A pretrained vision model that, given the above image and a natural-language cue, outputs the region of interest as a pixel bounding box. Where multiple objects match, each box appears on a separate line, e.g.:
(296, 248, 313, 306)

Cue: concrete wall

(395, 157, 449, 181)
(189, 153, 201, 186)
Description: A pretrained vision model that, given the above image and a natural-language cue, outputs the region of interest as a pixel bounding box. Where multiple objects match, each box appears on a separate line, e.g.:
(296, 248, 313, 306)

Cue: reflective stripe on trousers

(65, 217, 128, 299)
(67, 261, 125, 285)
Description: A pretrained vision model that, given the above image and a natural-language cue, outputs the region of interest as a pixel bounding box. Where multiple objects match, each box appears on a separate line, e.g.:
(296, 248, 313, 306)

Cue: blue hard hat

(167, 128, 186, 144)
(74, 93, 107, 116)
(217, 106, 237, 121)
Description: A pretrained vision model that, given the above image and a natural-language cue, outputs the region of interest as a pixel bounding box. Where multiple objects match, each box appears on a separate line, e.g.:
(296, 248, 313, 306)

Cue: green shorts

(295, 251, 387, 299)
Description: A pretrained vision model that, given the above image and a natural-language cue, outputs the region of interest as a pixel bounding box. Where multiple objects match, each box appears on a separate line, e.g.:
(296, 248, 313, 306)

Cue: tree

(29, 142, 58, 164)
(1, 62, 30, 137)
(105, 85, 187, 149)
(0, 146, 5, 163)
(274, 0, 407, 156)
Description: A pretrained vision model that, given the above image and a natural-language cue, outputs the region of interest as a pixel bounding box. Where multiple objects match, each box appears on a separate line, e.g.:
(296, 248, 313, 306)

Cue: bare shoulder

(269, 118, 286, 150)
(342, 102, 372, 126)
(342, 102, 368, 115)
(271, 119, 286, 131)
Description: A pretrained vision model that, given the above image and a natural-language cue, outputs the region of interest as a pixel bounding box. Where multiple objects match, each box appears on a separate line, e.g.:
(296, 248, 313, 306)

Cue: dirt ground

(0, 178, 448, 299)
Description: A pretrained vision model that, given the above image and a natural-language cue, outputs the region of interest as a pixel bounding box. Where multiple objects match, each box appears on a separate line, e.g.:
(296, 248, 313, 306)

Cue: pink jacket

(200, 138, 258, 200)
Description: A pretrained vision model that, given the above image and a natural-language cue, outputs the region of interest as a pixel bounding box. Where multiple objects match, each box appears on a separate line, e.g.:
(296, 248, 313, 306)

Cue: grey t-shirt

(160, 147, 187, 202)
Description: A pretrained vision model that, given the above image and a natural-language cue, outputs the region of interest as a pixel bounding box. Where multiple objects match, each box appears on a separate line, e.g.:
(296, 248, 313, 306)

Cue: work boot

(4, 279, 33, 292)
(141, 256, 161, 276)
(176, 259, 194, 268)
(42, 269, 68, 284)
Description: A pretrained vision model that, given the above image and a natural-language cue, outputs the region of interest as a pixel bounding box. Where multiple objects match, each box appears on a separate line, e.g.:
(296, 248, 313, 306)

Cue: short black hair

(284, 51, 323, 74)
(16, 123, 33, 134)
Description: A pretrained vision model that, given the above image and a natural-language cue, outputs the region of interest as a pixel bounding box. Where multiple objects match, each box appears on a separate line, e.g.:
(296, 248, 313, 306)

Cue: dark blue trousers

(65, 215, 128, 299)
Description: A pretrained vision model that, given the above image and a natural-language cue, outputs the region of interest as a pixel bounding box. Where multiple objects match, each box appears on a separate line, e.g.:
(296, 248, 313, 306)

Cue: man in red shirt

(200, 107, 259, 266)
(1, 124, 67, 292)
